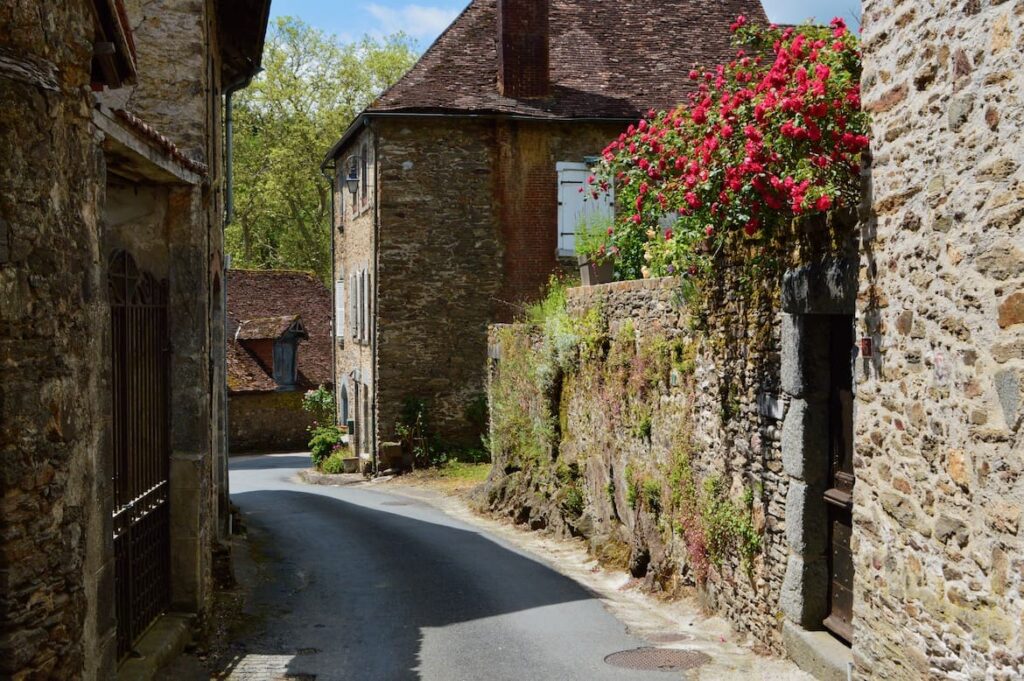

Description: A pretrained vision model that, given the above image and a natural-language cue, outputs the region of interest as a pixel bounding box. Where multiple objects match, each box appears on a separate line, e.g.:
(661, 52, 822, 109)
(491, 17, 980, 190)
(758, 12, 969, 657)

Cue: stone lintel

(782, 258, 857, 315)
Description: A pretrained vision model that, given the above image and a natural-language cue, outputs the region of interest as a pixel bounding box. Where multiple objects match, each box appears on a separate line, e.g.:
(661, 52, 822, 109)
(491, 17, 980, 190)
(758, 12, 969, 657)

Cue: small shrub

(395, 398, 450, 468)
(642, 479, 662, 515)
(302, 385, 335, 430)
(625, 464, 640, 509)
(562, 484, 585, 519)
(319, 451, 347, 474)
(309, 426, 343, 468)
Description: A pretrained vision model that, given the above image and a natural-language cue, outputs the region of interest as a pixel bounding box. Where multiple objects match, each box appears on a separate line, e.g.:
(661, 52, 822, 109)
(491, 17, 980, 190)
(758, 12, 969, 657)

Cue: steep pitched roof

(370, 0, 768, 119)
(226, 270, 333, 394)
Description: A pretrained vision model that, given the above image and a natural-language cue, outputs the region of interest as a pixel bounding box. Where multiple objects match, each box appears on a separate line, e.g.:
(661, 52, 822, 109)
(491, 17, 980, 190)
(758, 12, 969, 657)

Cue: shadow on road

(218, 484, 596, 680)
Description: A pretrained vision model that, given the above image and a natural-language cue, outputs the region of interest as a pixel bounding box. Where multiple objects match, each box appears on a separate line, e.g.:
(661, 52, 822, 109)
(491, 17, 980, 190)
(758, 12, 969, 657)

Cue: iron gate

(109, 250, 171, 658)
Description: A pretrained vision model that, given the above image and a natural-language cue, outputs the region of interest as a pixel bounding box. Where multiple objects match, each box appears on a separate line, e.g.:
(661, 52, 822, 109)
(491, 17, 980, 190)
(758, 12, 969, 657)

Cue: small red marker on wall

(860, 337, 873, 358)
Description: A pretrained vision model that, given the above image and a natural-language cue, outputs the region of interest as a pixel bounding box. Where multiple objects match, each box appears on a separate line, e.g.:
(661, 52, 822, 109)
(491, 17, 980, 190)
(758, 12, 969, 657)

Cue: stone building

(0, 0, 269, 677)
(853, 0, 1024, 678)
(227, 270, 333, 453)
(323, 0, 768, 470)
(482, 1, 1024, 677)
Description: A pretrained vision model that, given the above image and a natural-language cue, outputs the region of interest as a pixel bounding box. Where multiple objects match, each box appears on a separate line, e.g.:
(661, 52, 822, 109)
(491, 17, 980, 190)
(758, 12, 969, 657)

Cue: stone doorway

(779, 258, 858, 672)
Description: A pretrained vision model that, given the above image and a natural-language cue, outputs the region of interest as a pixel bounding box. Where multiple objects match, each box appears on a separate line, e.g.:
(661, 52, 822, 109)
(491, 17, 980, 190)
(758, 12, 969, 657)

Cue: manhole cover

(646, 633, 695, 643)
(296, 647, 320, 655)
(381, 501, 413, 506)
(604, 647, 712, 672)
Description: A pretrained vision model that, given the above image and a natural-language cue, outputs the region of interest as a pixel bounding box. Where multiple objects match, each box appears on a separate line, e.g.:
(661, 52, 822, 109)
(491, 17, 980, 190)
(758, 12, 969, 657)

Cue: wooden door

(823, 315, 855, 642)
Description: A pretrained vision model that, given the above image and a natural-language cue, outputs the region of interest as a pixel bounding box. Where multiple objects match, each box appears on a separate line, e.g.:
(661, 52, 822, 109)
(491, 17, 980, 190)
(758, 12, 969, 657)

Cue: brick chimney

(497, 0, 550, 98)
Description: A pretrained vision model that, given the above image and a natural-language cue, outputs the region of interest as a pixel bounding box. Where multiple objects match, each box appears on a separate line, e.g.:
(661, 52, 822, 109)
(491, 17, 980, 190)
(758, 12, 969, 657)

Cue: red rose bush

(594, 17, 868, 280)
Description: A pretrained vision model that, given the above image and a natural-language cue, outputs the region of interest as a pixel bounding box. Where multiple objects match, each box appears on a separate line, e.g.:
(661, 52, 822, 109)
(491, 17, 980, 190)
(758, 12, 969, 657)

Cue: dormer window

(235, 315, 309, 390)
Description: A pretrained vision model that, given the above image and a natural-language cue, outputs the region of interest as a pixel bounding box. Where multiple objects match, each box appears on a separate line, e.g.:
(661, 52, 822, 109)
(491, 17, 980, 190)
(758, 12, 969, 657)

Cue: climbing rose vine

(593, 17, 868, 279)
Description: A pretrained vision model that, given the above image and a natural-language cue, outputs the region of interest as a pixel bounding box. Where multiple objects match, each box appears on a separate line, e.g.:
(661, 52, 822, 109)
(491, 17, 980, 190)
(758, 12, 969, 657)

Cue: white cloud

(365, 3, 460, 39)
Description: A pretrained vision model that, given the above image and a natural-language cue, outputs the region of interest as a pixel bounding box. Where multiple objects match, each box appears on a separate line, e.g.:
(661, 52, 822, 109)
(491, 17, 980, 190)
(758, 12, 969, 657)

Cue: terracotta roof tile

(235, 314, 303, 340)
(113, 109, 209, 175)
(371, 0, 769, 119)
(227, 270, 333, 394)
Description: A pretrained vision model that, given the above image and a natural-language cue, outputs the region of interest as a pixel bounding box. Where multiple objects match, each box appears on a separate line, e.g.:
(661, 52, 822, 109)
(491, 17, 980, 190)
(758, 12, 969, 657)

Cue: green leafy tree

(226, 17, 417, 280)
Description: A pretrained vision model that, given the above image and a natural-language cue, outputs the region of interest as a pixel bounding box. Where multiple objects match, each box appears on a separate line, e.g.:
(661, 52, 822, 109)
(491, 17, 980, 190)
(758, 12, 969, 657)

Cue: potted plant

(575, 216, 615, 286)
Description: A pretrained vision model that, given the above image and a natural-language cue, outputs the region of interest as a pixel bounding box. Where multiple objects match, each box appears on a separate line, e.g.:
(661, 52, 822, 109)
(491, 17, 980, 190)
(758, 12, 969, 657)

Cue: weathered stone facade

(855, 1, 1024, 678)
(332, 126, 378, 467)
(0, 0, 267, 677)
(331, 117, 626, 465)
(484, 275, 795, 652)
(228, 392, 314, 453)
(1, 4, 106, 676)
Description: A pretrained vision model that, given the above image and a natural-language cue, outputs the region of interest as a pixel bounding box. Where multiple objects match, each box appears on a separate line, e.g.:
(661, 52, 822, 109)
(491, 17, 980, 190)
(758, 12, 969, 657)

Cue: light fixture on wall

(344, 155, 361, 195)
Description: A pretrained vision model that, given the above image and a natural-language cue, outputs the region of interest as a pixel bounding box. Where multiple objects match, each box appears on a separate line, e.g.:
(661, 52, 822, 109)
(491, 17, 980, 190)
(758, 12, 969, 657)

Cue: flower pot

(578, 255, 614, 286)
(342, 457, 359, 474)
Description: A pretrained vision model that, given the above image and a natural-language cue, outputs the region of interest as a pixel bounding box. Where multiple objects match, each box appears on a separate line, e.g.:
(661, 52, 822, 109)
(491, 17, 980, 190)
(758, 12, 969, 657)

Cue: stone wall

(483, 275, 793, 651)
(494, 120, 625, 319)
(373, 117, 500, 449)
(0, 2, 108, 677)
(856, 0, 1024, 678)
(1, 0, 240, 676)
(370, 117, 624, 451)
(229, 391, 314, 453)
(333, 125, 377, 466)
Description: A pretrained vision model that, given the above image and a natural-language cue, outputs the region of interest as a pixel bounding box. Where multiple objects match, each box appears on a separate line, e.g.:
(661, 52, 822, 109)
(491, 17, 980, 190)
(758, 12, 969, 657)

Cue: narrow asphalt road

(224, 454, 686, 681)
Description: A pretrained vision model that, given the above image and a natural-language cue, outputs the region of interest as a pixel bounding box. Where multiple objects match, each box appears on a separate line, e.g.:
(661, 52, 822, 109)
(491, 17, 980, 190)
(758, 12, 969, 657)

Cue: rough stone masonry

(855, 0, 1024, 678)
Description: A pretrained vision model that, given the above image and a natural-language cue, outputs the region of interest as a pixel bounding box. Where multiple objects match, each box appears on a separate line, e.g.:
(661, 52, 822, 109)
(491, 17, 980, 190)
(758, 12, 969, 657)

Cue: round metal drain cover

(646, 633, 695, 644)
(604, 647, 711, 672)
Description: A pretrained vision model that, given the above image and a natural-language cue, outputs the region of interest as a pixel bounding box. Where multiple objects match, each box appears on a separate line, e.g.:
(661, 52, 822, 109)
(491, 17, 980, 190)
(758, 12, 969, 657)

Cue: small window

(362, 270, 370, 344)
(362, 383, 371, 454)
(349, 272, 358, 340)
(358, 270, 366, 344)
(556, 161, 615, 257)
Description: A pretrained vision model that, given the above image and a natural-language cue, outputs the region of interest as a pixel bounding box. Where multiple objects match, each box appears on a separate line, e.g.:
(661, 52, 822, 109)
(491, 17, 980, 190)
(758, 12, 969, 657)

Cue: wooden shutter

(349, 273, 358, 340)
(364, 270, 372, 342)
(556, 161, 614, 257)
(335, 271, 345, 339)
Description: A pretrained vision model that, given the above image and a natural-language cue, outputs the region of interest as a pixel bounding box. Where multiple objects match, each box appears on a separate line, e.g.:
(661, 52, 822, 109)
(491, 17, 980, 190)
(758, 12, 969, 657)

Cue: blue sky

(270, 1, 862, 47)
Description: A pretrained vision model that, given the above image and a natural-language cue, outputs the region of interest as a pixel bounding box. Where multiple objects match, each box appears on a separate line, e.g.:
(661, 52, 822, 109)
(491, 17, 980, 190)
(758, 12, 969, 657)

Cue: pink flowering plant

(594, 17, 868, 280)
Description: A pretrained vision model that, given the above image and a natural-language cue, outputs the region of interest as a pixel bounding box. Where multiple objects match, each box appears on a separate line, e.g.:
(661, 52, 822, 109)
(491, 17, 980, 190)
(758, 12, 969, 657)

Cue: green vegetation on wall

(488, 278, 764, 585)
